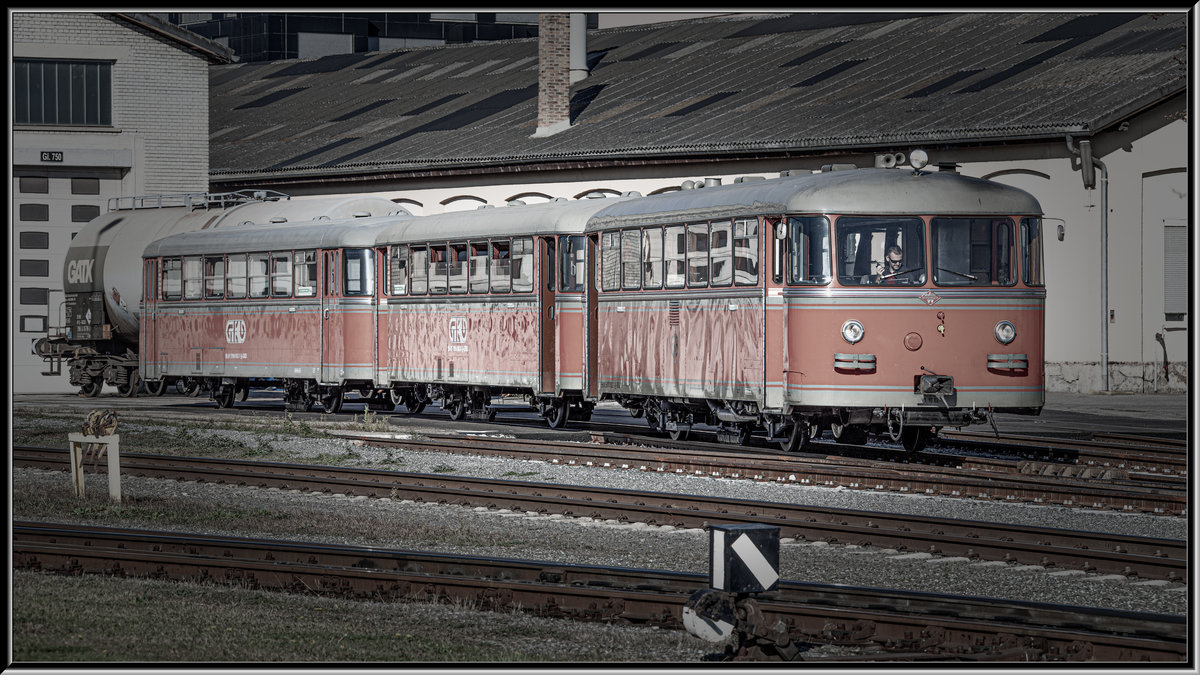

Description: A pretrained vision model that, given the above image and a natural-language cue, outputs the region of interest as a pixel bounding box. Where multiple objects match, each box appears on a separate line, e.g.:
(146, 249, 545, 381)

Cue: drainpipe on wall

(1067, 135, 1109, 391)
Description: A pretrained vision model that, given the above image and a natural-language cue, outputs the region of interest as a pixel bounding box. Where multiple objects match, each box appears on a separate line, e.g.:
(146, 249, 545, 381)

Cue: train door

(538, 236, 557, 394)
(142, 259, 160, 381)
(321, 249, 342, 385)
(374, 247, 389, 387)
(763, 217, 787, 410)
(584, 233, 600, 399)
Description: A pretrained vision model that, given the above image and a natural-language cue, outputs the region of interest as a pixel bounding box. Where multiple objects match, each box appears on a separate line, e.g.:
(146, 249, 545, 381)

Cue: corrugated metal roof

(209, 12, 1187, 181)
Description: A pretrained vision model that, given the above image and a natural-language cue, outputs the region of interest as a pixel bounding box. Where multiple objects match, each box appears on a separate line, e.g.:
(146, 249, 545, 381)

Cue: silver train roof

(142, 216, 403, 258)
(586, 169, 1044, 231)
(376, 195, 634, 244)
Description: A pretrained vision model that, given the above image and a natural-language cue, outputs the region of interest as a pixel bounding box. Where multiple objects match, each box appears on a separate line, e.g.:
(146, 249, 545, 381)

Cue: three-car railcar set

(39, 162, 1046, 453)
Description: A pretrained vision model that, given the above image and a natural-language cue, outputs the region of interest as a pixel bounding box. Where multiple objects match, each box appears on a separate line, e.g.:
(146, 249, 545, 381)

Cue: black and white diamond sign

(709, 523, 780, 593)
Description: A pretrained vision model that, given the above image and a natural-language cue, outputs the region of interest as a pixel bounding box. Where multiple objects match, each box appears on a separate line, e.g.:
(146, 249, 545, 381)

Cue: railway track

(13, 521, 1186, 662)
(14, 446, 1187, 582)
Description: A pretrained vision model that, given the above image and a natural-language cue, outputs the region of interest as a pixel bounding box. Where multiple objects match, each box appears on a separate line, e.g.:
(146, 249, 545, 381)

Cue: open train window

(410, 246, 428, 295)
(389, 245, 409, 295)
(226, 253, 247, 299)
(182, 256, 202, 300)
(664, 225, 685, 289)
(641, 228, 663, 290)
(512, 237, 535, 293)
(248, 254, 269, 298)
(271, 252, 292, 297)
(560, 235, 585, 292)
(835, 217, 924, 286)
(162, 258, 182, 301)
(294, 250, 317, 297)
(490, 240, 511, 293)
(343, 248, 374, 296)
(733, 219, 759, 286)
(1021, 217, 1044, 287)
(447, 243, 468, 295)
(786, 216, 831, 285)
(469, 241, 490, 293)
(931, 218, 1015, 286)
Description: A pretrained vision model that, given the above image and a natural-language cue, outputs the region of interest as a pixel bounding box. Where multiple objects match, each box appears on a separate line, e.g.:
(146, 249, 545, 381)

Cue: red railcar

(585, 165, 1045, 452)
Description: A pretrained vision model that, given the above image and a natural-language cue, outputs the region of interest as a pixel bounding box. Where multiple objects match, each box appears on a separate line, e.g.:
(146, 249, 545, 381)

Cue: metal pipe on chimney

(570, 13, 587, 84)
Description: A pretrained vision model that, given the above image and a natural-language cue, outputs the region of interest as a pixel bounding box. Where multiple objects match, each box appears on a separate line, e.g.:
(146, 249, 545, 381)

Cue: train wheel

(183, 378, 203, 397)
(236, 382, 250, 402)
(831, 422, 868, 445)
(447, 399, 468, 421)
(900, 427, 931, 454)
(737, 425, 755, 447)
(667, 427, 689, 442)
(79, 380, 103, 397)
(629, 407, 644, 418)
(546, 401, 569, 429)
(144, 379, 168, 397)
(778, 420, 810, 453)
(214, 386, 236, 409)
(117, 370, 140, 398)
(319, 388, 344, 414)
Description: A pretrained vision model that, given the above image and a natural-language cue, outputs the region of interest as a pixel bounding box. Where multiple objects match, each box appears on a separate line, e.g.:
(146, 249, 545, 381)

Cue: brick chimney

(534, 13, 571, 137)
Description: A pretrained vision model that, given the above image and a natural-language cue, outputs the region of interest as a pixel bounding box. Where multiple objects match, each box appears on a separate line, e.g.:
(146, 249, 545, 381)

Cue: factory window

(248, 254, 269, 298)
(72, 204, 101, 222)
(20, 231, 49, 249)
(20, 288, 49, 305)
(14, 59, 113, 126)
(20, 259, 50, 277)
(1164, 224, 1187, 317)
(19, 176, 48, 193)
(20, 315, 48, 333)
(72, 178, 100, 195)
(163, 258, 182, 300)
(20, 203, 49, 221)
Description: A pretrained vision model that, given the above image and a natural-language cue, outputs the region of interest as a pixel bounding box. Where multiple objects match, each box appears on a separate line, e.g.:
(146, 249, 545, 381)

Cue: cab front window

(835, 217, 925, 286)
(931, 217, 1015, 286)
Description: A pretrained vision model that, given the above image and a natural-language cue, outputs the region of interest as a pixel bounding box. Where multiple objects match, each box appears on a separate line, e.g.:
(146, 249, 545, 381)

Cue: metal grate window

(1164, 224, 1188, 316)
(14, 59, 113, 126)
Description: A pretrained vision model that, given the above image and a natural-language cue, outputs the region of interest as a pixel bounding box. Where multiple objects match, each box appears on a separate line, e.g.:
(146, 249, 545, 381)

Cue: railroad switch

(683, 524, 805, 661)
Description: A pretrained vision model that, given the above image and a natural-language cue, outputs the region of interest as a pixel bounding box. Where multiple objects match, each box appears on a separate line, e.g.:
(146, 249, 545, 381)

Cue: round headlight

(841, 319, 865, 344)
(909, 149, 929, 170)
(994, 320, 1016, 345)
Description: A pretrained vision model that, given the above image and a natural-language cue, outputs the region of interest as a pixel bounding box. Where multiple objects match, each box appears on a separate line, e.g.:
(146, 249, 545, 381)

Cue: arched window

(504, 192, 554, 204)
(391, 198, 423, 216)
(572, 188, 622, 200)
(440, 195, 488, 213)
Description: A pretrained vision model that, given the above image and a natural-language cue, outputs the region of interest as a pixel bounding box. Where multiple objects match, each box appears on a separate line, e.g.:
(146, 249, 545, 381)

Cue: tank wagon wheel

(900, 427, 933, 455)
(446, 399, 468, 421)
(629, 408, 644, 419)
(144, 380, 168, 397)
(319, 388, 344, 415)
(79, 381, 103, 398)
(116, 371, 140, 398)
(830, 422, 869, 446)
(214, 385, 236, 409)
(235, 382, 250, 402)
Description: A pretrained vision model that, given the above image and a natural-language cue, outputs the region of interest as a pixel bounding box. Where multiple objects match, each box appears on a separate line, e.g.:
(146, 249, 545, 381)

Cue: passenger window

(469, 241, 489, 293)
(1021, 217, 1045, 287)
(271, 252, 292, 297)
(787, 216, 832, 285)
(835, 217, 923, 286)
(600, 231, 620, 291)
(163, 258, 182, 301)
(511, 237, 534, 293)
(664, 225, 686, 289)
(686, 223, 709, 287)
(642, 227, 663, 290)
(931, 218, 1015, 286)
(410, 246, 428, 295)
(710, 220, 732, 287)
(428, 244, 448, 295)
(248, 254, 269, 298)
(294, 250, 317, 297)
(389, 246, 409, 295)
(183, 256, 202, 300)
(448, 243, 469, 294)
(490, 240, 511, 293)
(343, 248, 374, 296)
(733, 219, 759, 286)
(559, 235, 585, 292)
(621, 229, 641, 290)
(202, 255, 222, 300)
(226, 253, 247, 299)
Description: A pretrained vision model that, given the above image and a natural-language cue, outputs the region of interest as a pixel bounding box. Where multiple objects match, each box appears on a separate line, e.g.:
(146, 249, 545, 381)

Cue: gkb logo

(225, 319, 247, 344)
(448, 317, 468, 344)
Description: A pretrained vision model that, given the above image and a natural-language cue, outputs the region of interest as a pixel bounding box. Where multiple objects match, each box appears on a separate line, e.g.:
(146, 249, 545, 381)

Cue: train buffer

(682, 523, 801, 661)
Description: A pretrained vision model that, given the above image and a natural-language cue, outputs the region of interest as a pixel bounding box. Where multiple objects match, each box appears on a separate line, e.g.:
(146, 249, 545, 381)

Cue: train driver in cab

(866, 245, 923, 285)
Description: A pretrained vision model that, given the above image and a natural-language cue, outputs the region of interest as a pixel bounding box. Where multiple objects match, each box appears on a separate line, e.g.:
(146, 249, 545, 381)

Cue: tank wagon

(35, 191, 401, 397)
(586, 161, 1045, 452)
